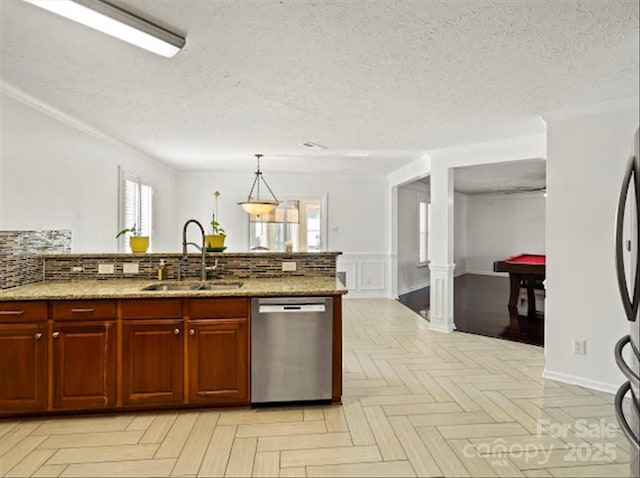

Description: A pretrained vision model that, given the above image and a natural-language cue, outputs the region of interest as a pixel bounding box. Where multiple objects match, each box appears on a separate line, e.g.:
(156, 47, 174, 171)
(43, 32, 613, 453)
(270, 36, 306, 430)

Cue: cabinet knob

(35, 333, 42, 340)
(52, 332, 60, 339)
(174, 328, 180, 335)
(189, 329, 195, 336)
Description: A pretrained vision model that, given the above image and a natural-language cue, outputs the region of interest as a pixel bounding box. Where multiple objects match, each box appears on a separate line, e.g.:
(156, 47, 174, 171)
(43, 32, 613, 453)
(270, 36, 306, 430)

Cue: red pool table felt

(504, 254, 546, 265)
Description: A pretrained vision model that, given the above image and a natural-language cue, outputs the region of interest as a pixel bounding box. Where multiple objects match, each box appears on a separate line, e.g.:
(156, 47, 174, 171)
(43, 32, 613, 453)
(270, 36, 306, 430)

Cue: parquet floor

(0, 299, 631, 477)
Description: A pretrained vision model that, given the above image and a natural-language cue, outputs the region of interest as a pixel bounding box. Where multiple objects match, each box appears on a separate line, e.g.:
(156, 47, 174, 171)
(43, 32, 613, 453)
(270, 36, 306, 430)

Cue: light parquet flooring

(0, 299, 631, 477)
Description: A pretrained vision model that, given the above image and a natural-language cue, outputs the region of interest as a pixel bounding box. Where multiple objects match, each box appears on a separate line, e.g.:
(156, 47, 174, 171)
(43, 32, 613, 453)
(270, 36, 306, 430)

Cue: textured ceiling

(454, 159, 546, 194)
(1, 0, 638, 173)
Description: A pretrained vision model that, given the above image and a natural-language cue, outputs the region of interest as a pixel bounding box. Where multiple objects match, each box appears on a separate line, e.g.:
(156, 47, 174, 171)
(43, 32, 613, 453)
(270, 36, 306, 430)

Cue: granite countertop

(0, 277, 348, 301)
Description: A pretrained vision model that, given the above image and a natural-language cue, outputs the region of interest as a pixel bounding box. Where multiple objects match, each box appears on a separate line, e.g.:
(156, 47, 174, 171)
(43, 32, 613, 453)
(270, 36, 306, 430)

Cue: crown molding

(1, 80, 177, 175)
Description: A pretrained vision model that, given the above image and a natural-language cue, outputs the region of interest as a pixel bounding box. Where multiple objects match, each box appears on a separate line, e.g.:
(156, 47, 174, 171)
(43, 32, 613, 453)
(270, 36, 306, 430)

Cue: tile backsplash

(0, 230, 71, 289)
(1, 230, 337, 289)
(42, 252, 338, 281)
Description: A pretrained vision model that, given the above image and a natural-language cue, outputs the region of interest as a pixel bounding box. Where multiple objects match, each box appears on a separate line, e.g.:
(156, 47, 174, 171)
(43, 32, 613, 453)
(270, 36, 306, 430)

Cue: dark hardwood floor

(398, 273, 544, 347)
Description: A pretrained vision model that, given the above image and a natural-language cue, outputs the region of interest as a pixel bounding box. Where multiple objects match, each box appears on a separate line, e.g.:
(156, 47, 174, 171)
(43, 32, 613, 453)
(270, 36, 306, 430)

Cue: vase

(129, 236, 149, 253)
(205, 234, 226, 249)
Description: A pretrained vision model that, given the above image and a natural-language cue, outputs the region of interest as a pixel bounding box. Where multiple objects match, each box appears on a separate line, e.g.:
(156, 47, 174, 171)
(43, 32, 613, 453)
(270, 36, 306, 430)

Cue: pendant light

(238, 154, 279, 216)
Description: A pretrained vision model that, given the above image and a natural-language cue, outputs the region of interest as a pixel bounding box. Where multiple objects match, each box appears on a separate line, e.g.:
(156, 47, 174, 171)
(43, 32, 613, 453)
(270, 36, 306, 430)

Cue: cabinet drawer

(52, 300, 116, 320)
(121, 299, 183, 319)
(189, 298, 248, 319)
(0, 301, 47, 322)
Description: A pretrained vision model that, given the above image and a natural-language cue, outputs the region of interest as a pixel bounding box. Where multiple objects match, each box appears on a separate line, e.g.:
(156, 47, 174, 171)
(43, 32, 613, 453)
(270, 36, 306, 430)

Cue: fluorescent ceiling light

(300, 141, 327, 150)
(24, 0, 185, 58)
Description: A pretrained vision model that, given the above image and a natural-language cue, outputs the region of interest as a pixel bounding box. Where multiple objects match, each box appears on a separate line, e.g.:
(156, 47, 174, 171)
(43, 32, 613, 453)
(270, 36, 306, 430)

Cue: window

(249, 197, 326, 252)
(418, 200, 429, 264)
(119, 169, 153, 251)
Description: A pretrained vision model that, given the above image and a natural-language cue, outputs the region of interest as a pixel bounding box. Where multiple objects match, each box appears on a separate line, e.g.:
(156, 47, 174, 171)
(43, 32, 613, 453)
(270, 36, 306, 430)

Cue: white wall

(453, 192, 468, 275)
(461, 192, 546, 275)
(397, 181, 430, 295)
(176, 171, 390, 297)
(0, 92, 178, 252)
(543, 104, 639, 393)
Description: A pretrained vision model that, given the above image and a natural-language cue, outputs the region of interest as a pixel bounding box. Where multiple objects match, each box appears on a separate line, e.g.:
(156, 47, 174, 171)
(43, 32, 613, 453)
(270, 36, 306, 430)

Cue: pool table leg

(507, 274, 521, 338)
(526, 277, 536, 319)
(508, 274, 520, 316)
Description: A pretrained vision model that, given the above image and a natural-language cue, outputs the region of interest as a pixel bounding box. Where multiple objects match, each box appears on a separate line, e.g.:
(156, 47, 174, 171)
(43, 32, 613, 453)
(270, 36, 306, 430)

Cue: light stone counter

(0, 277, 347, 301)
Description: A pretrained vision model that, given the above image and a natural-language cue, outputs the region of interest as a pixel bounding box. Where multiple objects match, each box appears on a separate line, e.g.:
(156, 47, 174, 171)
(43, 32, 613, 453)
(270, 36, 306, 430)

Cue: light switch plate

(282, 261, 297, 272)
(98, 264, 115, 274)
(123, 263, 139, 274)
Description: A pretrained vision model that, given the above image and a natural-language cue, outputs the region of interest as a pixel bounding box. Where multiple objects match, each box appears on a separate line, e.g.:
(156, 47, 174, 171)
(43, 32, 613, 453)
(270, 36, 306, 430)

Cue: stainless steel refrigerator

(615, 127, 640, 477)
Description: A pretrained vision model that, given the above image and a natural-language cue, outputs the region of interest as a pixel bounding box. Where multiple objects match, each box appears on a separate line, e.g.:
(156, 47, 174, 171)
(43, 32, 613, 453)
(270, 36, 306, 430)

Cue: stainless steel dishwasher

(251, 297, 333, 403)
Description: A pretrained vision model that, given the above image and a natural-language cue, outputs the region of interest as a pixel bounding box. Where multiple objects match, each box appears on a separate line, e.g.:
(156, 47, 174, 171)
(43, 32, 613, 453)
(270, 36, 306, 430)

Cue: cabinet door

(122, 320, 184, 407)
(0, 323, 47, 413)
(52, 321, 116, 410)
(188, 319, 248, 404)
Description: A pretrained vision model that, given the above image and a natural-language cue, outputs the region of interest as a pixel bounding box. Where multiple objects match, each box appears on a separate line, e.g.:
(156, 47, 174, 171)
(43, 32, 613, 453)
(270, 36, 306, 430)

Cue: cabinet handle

(0, 310, 24, 315)
(35, 333, 42, 340)
(71, 308, 95, 313)
(189, 329, 195, 336)
(174, 328, 180, 335)
(52, 332, 60, 339)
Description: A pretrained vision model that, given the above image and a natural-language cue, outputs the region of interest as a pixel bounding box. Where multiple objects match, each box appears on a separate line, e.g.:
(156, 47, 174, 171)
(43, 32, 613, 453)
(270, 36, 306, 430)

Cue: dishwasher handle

(258, 304, 326, 313)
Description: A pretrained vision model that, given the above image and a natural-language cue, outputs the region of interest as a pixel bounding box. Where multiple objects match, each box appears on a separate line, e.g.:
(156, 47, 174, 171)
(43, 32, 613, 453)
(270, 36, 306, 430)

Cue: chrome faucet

(182, 219, 207, 281)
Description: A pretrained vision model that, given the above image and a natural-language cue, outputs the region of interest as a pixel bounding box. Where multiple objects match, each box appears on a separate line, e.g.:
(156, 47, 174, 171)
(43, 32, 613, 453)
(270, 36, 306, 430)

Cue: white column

(429, 163, 455, 333)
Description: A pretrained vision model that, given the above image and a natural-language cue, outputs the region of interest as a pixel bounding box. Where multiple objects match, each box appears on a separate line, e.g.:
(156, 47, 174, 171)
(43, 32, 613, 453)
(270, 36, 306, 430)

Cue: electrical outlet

(573, 339, 587, 355)
(98, 264, 115, 274)
(71, 266, 83, 272)
(282, 262, 297, 272)
(123, 263, 139, 274)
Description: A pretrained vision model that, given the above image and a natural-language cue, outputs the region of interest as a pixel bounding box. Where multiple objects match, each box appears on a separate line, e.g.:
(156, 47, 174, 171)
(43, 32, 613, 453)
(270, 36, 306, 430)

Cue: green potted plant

(206, 191, 226, 250)
(115, 224, 149, 253)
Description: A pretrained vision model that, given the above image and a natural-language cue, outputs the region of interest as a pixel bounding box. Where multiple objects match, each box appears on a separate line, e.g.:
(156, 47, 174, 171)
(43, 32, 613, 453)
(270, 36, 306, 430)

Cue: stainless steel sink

(199, 281, 244, 290)
(142, 281, 243, 291)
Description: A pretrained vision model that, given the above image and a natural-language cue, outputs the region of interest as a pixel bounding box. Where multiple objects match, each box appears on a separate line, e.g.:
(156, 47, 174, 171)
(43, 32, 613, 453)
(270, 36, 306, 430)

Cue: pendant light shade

(238, 154, 279, 216)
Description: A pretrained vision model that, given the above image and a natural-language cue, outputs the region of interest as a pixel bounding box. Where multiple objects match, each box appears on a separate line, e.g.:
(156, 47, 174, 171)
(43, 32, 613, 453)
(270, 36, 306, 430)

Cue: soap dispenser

(157, 260, 167, 281)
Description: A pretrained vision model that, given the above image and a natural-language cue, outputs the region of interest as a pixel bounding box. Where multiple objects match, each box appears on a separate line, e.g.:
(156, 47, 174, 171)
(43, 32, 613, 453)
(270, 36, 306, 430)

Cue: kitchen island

(0, 277, 346, 417)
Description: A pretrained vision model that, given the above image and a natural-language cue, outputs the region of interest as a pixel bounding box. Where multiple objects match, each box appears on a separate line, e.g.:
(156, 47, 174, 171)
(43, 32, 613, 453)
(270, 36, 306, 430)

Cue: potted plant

(206, 191, 226, 250)
(115, 224, 149, 253)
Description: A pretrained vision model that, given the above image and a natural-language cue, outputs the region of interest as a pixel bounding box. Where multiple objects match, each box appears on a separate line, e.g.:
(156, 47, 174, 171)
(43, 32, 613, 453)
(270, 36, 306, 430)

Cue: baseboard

(463, 270, 506, 277)
(429, 322, 455, 333)
(542, 368, 617, 395)
(397, 282, 430, 297)
(344, 291, 389, 299)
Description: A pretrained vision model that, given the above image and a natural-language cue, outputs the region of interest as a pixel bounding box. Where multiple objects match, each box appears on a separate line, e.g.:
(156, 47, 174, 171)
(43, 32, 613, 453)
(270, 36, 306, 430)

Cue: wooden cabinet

(51, 320, 117, 410)
(50, 301, 117, 410)
(0, 302, 48, 413)
(121, 300, 184, 407)
(0, 322, 48, 413)
(187, 298, 249, 405)
(188, 319, 248, 404)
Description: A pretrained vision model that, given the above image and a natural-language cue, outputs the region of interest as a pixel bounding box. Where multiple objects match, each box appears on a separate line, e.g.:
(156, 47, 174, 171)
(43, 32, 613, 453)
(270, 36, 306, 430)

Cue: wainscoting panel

(337, 254, 389, 298)
(359, 261, 385, 290)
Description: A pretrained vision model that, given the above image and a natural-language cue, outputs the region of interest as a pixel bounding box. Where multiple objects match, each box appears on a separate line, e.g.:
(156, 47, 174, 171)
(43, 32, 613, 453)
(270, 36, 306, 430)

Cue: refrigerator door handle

(615, 335, 640, 389)
(615, 155, 640, 322)
(615, 381, 640, 448)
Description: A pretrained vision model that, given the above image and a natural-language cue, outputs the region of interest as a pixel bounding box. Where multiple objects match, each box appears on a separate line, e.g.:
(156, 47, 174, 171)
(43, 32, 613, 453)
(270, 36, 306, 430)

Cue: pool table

(493, 254, 546, 320)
